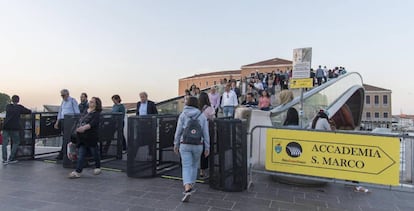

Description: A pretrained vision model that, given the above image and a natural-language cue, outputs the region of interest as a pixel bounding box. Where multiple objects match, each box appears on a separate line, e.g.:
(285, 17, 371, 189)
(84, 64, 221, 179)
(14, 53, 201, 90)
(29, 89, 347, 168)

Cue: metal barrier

(62, 113, 123, 168)
(209, 118, 248, 192)
(13, 112, 63, 160)
(127, 115, 180, 178)
(248, 125, 414, 192)
(15, 114, 35, 160)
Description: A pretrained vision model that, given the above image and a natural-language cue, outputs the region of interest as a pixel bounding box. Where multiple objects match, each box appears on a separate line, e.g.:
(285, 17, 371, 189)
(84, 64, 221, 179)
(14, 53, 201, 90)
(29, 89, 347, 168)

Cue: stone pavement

(1, 160, 414, 211)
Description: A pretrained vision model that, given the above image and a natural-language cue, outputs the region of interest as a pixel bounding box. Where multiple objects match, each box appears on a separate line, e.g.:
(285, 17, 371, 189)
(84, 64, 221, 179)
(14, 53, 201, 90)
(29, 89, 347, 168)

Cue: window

(366, 112, 371, 118)
(366, 96, 371, 104)
(374, 95, 379, 105)
(383, 112, 388, 118)
(214, 81, 217, 85)
(383, 95, 388, 105)
(374, 112, 379, 118)
(206, 81, 208, 86)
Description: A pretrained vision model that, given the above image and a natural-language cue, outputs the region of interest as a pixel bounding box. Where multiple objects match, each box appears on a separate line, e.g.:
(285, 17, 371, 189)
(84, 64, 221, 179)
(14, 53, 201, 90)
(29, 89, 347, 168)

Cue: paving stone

(0, 160, 414, 211)
(294, 198, 328, 208)
(206, 199, 235, 210)
(175, 203, 211, 211)
(270, 200, 318, 211)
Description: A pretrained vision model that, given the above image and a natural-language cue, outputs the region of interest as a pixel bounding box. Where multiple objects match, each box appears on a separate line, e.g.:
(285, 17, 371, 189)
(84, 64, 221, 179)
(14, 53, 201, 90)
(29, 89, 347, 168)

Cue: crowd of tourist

(1, 65, 346, 202)
(183, 65, 347, 117)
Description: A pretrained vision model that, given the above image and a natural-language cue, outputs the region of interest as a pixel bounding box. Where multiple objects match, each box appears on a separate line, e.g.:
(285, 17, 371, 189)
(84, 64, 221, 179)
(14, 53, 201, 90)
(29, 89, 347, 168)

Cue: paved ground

(1, 159, 414, 211)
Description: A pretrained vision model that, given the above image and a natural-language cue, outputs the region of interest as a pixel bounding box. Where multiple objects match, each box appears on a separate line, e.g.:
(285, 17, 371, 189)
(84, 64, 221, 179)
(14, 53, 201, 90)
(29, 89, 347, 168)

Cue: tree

(0, 92, 11, 113)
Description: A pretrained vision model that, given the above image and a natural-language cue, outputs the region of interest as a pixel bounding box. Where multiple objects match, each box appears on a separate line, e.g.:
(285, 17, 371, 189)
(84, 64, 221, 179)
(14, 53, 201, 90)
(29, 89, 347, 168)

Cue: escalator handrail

(270, 72, 364, 116)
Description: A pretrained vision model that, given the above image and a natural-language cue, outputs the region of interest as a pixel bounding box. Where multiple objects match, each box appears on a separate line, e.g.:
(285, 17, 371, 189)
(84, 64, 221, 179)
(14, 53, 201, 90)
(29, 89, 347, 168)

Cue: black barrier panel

(62, 114, 80, 168)
(209, 119, 248, 192)
(127, 116, 157, 178)
(100, 113, 123, 160)
(158, 115, 179, 165)
(15, 114, 35, 160)
(37, 112, 61, 138)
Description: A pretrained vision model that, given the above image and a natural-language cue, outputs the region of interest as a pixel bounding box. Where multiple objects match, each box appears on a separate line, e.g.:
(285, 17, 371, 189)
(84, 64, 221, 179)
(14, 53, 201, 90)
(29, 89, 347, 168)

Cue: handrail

(270, 72, 363, 116)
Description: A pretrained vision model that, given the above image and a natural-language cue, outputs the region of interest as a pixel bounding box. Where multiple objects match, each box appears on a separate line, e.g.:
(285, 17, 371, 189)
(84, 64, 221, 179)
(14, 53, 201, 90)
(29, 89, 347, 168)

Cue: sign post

(292, 47, 312, 127)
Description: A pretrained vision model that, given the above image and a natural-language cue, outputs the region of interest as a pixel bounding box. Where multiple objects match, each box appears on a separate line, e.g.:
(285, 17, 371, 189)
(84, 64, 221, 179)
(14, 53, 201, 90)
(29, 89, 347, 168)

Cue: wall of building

(240, 65, 292, 78)
(178, 74, 241, 96)
(361, 91, 392, 130)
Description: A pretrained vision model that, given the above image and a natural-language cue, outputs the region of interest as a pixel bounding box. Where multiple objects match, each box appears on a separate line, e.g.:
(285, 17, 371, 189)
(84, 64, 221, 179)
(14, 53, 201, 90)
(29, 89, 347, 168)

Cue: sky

(1, 0, 413, 114)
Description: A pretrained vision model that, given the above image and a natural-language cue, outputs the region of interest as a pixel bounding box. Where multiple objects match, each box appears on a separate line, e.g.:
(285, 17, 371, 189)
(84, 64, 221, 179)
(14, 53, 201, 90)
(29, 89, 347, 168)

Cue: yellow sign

(290, 78, 313, 88)
(266, 128, 400, 186)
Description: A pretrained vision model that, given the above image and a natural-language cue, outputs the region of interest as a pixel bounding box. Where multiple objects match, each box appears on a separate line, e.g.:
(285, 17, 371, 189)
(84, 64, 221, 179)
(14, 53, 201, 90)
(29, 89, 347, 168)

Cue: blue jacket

(174, 106, 210, 150)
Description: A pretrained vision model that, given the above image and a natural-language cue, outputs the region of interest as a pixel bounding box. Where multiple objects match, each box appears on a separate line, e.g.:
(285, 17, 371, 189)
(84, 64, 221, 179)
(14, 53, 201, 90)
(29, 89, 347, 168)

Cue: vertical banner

(292, 47, 312, 79)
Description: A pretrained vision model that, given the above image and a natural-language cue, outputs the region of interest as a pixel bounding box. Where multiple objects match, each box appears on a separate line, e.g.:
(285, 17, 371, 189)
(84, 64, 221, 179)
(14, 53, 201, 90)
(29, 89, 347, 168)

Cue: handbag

(67, 142, 78, 161)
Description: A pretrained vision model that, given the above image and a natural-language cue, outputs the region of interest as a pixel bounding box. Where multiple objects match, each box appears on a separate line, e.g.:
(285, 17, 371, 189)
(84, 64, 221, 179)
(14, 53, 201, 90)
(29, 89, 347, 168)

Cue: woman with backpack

(174, 96, 210, 202)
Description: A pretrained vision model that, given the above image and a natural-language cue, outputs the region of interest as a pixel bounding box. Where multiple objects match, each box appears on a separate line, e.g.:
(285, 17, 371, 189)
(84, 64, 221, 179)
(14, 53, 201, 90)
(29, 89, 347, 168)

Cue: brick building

(361, 84, 392, 130)
(178, 57, 292, 95)
(178, 70, 241, 96)
(240, 57, 292, 78)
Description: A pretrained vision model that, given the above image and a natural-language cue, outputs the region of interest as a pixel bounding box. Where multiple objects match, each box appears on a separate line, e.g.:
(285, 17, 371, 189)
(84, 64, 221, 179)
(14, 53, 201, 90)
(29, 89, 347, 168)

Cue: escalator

(246, 72, 365, 170)
(270, 72, 365, 129)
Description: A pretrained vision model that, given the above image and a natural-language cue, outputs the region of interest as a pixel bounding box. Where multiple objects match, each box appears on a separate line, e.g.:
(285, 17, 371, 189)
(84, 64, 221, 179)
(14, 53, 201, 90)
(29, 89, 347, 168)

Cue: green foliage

(0, 93, 11, 113)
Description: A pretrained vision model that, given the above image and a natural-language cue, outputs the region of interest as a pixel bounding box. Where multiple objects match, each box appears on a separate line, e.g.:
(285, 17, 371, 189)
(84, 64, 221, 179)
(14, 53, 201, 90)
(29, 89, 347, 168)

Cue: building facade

(178, 70, 241, 96)
(361, 84, 392, 130)
(240, 58, 292, 78)
(178, 57, 293, 96)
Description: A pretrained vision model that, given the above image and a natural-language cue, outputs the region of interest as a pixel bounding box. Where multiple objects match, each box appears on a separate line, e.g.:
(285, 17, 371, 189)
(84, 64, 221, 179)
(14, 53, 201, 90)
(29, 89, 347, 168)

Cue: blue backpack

(182, 112, 203, 145)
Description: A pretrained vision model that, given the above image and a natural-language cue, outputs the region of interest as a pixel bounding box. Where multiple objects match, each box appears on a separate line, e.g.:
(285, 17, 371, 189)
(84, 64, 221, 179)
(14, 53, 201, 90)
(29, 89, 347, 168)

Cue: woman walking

(68, 97, 102, 178)
(174, 97, 210, 202)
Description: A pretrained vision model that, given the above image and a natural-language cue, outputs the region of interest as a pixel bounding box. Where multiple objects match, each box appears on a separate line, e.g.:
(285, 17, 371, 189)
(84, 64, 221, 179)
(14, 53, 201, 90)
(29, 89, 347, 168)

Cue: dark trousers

(317, 77, 323, 86)
(200, 144, 208, 170)
(58, 119, 65, 156)
(76, 145, 100, 173)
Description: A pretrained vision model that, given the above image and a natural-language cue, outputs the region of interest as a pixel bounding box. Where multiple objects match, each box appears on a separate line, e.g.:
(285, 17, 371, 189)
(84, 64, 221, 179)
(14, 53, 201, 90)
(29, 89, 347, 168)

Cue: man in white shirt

(221, 84, 238, 117)
(54, 89, 80, 160)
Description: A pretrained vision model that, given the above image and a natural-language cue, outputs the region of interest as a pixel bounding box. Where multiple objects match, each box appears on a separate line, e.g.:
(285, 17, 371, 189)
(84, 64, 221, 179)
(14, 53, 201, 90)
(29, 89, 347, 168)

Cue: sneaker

(181, 192, 191, 202)
(93, 168, 101, 175)
(2, 161, 8, 165)
(68, 171, 81, 179)
(182, 188, 196, 195)
(8, 160, 18, 164)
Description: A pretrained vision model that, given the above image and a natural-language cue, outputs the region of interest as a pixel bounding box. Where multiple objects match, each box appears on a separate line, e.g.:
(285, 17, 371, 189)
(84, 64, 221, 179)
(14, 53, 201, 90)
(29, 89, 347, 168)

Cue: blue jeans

(223, 106, 235, 117)
(2, 130, 20, 161)
(76, 145, 100, 173)
(180, 144, 203, 186)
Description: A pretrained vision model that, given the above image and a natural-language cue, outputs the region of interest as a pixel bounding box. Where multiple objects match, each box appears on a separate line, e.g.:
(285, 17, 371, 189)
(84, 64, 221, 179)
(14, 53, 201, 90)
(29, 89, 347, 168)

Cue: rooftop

(181, 70, 241, 79)
(363, 84, 391, 92)
(241, 57, 292, 68)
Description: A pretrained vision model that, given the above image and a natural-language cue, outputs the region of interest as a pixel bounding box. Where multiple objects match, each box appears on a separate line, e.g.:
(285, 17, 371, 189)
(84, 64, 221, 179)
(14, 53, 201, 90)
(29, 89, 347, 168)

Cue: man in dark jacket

(136, 92, 158, 116)
(2, 95, 31, 165)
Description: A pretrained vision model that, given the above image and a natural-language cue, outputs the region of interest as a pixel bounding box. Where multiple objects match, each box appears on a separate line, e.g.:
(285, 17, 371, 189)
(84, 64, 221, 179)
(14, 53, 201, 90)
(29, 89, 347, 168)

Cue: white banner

(292, 48, 312, 79)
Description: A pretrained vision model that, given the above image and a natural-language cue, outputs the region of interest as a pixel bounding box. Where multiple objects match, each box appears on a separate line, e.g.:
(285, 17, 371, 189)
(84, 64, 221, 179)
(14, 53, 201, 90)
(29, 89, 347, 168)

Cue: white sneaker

(93, 168, 102, 175)
(2, 161, 8, 165)
(68, 171, 81, 179)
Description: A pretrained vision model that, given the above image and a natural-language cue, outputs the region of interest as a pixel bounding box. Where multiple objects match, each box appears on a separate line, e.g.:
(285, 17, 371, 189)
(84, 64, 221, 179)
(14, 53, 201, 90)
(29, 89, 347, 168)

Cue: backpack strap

(194, 111, 202, 120)
(184, 111, 202, 120)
